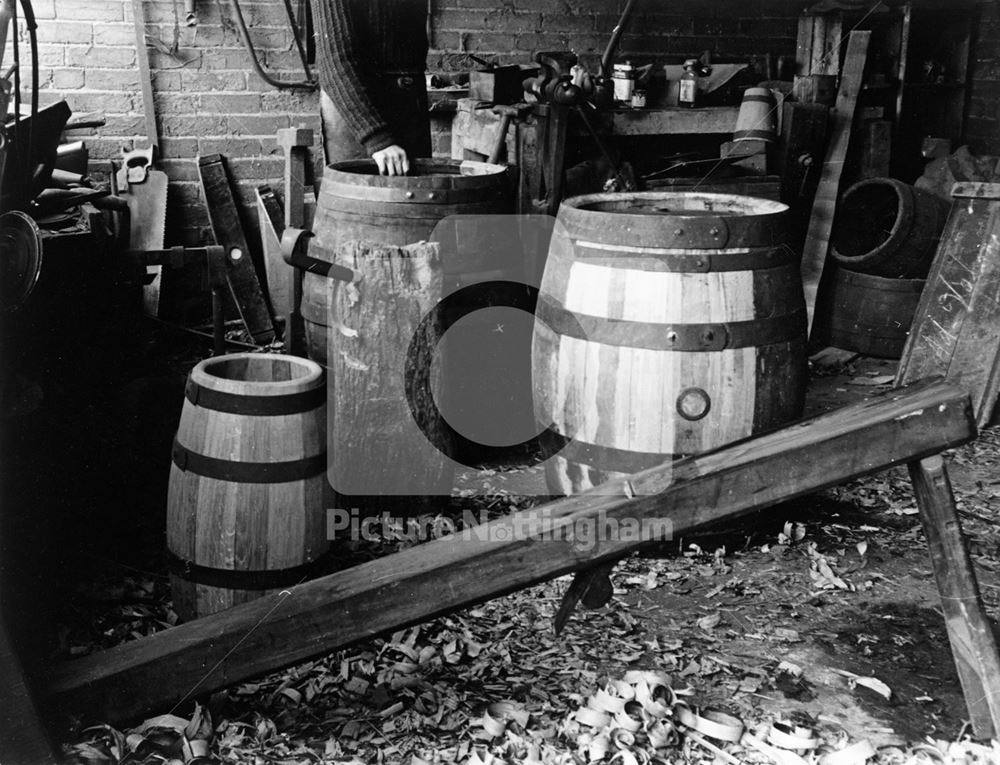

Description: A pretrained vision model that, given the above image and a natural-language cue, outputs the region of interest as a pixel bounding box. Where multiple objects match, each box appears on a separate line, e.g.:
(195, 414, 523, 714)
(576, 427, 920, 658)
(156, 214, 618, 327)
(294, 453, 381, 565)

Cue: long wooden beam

(45, 382, 975, 724)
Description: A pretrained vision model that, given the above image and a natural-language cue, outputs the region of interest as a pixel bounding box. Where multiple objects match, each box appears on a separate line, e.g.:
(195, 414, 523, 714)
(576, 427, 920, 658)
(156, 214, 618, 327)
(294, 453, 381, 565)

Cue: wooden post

(801, 30, 870, 335)
(910, 455, 1000, 738)
(276, 128, 314, 355)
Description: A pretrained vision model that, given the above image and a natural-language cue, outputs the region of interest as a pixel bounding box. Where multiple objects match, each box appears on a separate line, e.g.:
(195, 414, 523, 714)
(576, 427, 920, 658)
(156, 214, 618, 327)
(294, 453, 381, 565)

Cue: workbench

(451, 99, 742, 159)
(449, 98, 744, 219)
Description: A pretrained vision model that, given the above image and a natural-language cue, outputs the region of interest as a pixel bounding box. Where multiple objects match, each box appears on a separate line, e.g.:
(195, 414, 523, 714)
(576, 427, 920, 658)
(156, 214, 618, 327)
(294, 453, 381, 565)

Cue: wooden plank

(778, 102, 829, 249)
(44, 381, 975, 725)
(910, 455, 1000, 738)
(896, 183, 1000, 427)
(198, 154, 276, 345)
(131, 0, 158, 151)
(609, 106, 739, 136)
(856, 119, 892, 180)
(801, 30, 870, 334)
(255, 185, 288, 322)
(328, 241, 453, 500)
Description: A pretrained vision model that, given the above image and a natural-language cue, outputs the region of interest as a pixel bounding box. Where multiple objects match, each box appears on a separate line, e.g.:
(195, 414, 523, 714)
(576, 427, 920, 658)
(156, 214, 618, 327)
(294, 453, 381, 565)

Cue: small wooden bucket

(733, 87, 778, 142)
(167, 353, 328, 620)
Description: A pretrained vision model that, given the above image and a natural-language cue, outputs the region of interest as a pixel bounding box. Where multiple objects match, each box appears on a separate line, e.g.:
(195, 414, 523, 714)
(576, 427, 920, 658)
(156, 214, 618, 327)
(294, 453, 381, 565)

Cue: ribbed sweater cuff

(362, 127, 396, 156)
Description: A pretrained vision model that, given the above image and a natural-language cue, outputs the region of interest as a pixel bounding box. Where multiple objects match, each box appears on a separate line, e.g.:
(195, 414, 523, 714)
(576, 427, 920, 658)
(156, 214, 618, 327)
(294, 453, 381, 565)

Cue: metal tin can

(630, 89, 647, 108)
(612, 62, 635, 103)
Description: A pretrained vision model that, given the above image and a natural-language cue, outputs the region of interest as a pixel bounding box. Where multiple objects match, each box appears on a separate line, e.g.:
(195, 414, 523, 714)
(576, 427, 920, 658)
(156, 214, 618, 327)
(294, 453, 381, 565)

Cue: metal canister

(612, 61, 635, 104)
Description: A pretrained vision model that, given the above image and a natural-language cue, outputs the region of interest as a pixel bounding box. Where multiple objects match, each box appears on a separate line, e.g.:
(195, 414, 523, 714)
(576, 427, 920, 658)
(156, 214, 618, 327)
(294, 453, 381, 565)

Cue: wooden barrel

(532, 192, 807, 494)
(167, 353, 328, 620)
(302, 158, 511, 366)
(812, 267, 925, 359)
(831, 178, 949, 278)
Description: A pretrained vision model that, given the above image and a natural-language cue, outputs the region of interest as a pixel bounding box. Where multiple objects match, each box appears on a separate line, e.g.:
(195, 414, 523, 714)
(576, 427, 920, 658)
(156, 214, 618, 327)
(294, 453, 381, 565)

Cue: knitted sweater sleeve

(312, 0, 395, 155)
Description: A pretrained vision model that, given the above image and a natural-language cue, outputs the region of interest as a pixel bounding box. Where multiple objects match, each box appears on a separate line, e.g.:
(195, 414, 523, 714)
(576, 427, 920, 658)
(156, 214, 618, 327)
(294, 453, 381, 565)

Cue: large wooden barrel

(812, 266, 925, 359)
(532, 192, 807, 494)
(302, 158, 511, 366)
(167, 353, 328, 620)
(831, 178, 949, 278)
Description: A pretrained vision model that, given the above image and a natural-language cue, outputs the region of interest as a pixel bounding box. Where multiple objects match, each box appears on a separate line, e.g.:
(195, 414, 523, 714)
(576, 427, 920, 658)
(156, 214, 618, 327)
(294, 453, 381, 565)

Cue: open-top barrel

(167, 353, 328, 619)
(302, 158, 511, 366)
(532, 191, 807, 494)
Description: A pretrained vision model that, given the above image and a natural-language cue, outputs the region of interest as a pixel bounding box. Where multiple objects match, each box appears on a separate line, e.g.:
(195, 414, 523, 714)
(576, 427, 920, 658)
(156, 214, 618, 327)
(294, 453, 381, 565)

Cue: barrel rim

(324, 158, 508, 190)
(559, 191, 789, 217)
(831, 266, 926, 292)
(192, 352, 324, 396)
(830, 177, 911, 265)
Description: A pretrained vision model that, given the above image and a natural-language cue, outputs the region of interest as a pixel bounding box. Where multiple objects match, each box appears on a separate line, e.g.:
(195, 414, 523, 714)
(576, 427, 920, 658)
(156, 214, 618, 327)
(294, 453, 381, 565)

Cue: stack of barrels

(812, 178, 950, 358)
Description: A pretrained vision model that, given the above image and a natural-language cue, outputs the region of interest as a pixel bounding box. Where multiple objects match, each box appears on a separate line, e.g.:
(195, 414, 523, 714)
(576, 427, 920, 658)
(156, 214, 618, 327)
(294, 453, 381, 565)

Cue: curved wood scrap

(45, 381, 975, 726)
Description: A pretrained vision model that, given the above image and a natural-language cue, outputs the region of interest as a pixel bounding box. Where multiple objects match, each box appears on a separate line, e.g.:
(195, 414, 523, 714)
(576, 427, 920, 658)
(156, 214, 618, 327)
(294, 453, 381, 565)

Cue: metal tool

(487, 103, 531, 165)
(118, 0, 169, 317)
(0, 210, 43, 312)
(123, 246, 232, 356)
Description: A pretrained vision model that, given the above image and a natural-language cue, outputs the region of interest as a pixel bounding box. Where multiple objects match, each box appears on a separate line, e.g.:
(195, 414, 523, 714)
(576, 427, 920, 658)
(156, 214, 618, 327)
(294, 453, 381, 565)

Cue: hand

(372, 145, 409, 176)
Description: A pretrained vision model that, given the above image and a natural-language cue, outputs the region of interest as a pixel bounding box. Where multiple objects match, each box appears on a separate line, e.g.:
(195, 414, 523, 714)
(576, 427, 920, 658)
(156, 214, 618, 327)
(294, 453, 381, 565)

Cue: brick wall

(429, 0, 806, 71)
(966, 0, 1000, 155)
(8, 0, 1000, 246)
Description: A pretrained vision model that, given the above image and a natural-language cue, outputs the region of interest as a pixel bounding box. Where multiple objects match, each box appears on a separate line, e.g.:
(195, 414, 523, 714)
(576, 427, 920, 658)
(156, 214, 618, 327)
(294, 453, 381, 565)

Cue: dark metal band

(172, 441, 326, 483)
(185, 378, 325, 416)
(569, 241, 796, 272)
(166, 549, 333, 590)
(535, 296, 805, 351)
(321, 181, 505, 205)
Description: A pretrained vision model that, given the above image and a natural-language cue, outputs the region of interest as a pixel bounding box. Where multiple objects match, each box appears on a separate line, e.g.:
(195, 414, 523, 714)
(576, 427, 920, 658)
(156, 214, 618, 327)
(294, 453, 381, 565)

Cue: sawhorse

(38, 380, 1000, 738)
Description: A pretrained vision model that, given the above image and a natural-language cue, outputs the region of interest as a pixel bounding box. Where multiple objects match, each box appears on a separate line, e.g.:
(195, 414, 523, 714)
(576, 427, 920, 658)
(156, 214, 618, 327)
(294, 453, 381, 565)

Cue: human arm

(311, 0, 395, 156)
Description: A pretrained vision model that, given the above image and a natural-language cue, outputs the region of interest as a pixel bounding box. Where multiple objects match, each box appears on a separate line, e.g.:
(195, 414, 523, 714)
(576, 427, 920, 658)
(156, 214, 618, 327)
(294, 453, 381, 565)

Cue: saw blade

(122, 169, 168, 316)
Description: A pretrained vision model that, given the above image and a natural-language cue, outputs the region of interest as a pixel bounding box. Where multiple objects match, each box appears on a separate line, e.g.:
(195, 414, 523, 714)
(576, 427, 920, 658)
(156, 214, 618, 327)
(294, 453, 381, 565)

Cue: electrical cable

(20, 0, 37, 190)
(8, 0, 19, 204)
(228, 0, 315, 90)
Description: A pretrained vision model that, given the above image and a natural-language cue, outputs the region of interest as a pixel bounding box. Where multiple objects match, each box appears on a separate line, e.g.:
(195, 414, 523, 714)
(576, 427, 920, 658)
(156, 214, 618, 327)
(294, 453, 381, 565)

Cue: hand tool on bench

(487, 104, 531, 165)
(118, 0, 168, 317)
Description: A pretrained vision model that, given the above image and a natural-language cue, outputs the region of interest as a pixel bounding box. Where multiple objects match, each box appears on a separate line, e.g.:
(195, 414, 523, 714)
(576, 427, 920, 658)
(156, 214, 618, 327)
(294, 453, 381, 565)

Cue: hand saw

(118, 0, 168, 316)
